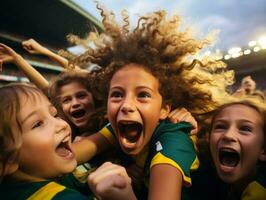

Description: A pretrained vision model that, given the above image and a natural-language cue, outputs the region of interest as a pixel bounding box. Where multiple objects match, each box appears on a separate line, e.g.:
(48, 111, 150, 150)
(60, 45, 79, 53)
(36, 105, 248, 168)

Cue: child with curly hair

(72, 3, 233, 199)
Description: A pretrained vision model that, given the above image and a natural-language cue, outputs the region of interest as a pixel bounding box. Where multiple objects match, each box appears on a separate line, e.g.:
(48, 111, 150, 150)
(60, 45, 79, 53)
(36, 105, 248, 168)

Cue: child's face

(241, 76, 256, 93)
(108, 64, 169, 155)
(60, 82, 95, 132)
(15, 93, 76, 180)
(209, 104, 265, 184)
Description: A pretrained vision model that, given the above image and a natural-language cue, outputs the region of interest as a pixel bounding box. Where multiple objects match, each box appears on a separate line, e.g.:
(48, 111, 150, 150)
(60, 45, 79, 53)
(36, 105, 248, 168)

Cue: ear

(159, 104, 171, 120)
(259, 148, 266, 162)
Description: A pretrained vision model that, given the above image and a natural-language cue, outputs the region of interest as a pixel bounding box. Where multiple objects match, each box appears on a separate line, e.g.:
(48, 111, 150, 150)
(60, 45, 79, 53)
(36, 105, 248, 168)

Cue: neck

(6, 170, 47, 183)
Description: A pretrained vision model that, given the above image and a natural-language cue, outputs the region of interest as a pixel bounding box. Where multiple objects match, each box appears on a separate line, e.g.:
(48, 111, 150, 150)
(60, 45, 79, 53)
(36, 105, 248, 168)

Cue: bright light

(244, 49, 251, 55)
(258, 36, 266, 49)
(253, 46, 261, 52)
(228, 47, 241, 55)
(204, 51, 211, 56)
(248, 41, 257, 47)
(224, 54, 231, 60)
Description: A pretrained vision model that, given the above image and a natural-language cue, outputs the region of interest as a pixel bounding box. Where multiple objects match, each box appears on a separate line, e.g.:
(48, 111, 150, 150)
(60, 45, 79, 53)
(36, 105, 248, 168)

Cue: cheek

(107, 102, 117, 117)
(209, 134, 219, 154)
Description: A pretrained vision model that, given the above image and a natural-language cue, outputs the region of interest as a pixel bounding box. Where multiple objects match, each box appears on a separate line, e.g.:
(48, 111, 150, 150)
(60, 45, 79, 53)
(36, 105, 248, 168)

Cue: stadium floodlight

(253, 46, 261, 52)
(224, 54, 231, 60)
(248, 41, 257, 47)
(243, 49, 251, 55)
(228, 47, 241, 55)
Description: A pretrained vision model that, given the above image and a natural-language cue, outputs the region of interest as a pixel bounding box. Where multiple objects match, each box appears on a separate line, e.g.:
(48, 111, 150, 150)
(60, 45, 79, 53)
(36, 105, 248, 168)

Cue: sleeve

(150, 122, 199, 187)
(99, 123, 118, 146)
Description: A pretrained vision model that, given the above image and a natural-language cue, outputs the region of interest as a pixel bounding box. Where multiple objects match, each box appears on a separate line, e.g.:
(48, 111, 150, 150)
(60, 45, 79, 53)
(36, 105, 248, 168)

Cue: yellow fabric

(189, 135, 198, 150)
(242, 181, 266, 200)
(150, 152, 191, 186)
(99, 127, 117, 146)
(27, 182, 65, 200)
(190, 154, 200, 170)
(189, 135, 200, 170)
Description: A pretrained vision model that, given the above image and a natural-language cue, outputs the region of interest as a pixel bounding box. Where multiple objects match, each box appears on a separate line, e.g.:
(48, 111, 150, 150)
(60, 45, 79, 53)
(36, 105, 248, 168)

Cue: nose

(71, 97, 80, 108)
(221, 127, 237, 143)
(121, 98, 135, 114)
(55, 118, 69, 134)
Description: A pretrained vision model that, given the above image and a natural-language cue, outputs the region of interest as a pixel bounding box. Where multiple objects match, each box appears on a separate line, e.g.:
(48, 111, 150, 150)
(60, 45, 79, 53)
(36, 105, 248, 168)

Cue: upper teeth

(120, 121, 135, 124)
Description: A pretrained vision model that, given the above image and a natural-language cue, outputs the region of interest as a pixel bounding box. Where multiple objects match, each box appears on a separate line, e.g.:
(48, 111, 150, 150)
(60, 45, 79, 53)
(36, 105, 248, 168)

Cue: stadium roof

(0, 0, 103, 50)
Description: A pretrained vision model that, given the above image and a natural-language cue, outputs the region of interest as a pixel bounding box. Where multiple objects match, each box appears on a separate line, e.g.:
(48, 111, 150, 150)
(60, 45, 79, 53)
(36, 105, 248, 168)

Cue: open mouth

(118, 121, 143, 147)
(219, 148, 240, 167)
(71, 109, 86, 119)
(55, 135, 74, 159)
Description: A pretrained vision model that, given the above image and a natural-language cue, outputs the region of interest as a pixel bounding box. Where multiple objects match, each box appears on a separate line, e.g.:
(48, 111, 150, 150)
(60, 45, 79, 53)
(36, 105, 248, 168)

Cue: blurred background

(0, 0, 265, 92)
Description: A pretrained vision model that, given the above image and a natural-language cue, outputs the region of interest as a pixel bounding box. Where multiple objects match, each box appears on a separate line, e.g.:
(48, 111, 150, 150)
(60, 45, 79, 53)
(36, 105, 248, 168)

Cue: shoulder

(147, 121, 198, 186)
(151, 121, 194, 152)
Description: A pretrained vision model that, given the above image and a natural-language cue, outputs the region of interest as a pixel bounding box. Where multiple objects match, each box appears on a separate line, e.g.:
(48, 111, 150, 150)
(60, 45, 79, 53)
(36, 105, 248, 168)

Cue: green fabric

(147, 121, 195, 178)
(0, 173, 94, 200)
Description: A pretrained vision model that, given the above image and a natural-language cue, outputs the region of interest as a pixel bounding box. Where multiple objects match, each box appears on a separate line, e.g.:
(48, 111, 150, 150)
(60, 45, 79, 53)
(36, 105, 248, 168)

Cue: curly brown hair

(70, 3, 234, 114)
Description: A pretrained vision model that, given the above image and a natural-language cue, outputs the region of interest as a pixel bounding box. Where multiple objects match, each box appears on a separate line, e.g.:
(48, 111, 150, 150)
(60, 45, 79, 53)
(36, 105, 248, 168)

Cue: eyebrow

(110, 85, 155, 91)
(21, 110, 38, 125)
(214, 118, 254, 124)
(21, 104, 53, 125)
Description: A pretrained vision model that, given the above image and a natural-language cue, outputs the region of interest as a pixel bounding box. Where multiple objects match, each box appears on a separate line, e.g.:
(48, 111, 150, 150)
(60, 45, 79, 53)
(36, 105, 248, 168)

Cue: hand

(168, 107, 198, 135)
(0, 43, 20, 71)
(88, 162, 136, 200)
(22, 38, 48, 55)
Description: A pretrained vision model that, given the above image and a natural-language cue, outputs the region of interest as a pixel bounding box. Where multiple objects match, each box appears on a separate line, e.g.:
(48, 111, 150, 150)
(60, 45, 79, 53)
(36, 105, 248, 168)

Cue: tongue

(56, 147, 71, 157)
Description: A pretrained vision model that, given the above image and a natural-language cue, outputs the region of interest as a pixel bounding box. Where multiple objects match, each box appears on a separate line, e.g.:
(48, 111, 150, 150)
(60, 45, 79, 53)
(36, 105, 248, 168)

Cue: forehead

(242, 77, 253, 83)
(18, 92, 49, 114)
(110, 64, 159, 87)
(60, 82, 87, 93)
(214, 104, 263, 124)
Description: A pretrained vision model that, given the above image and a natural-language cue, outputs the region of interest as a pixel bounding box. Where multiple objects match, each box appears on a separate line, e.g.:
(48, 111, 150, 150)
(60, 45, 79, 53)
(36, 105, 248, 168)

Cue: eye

(51, 107, 60, 119)
(239, 125, 252, 133)
(138, 91, 151, 98)
(53, 112, 60, 119)
(62, 97, 70, 104)
(110, 91, 123, 98)
(76, 92, 87, 99)
(212, 123, 227, 131)
(32, 120, 43, 129)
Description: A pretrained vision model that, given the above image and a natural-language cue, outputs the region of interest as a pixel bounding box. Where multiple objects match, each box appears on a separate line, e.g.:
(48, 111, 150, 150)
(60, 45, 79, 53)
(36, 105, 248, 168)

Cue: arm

(88, 162, 137, 200)
(72, 132, 111, 165)
(149, 164, 182, 200)
(22, 38, 82, 71)
(0, 43, 49, 92)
